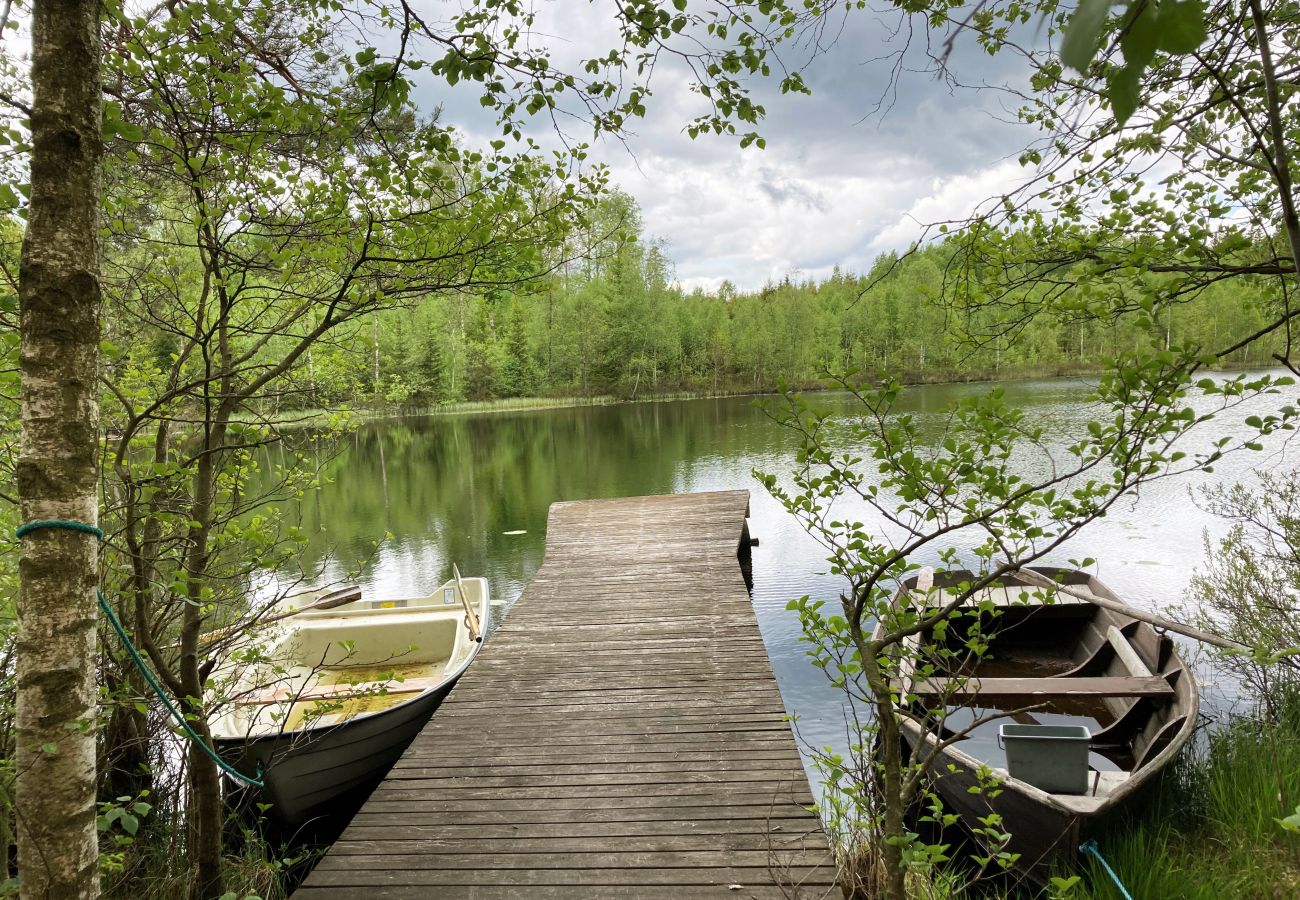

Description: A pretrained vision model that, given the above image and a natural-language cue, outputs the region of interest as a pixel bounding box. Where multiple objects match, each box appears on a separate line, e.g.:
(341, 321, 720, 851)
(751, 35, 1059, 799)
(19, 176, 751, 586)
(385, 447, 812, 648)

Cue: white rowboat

(209, 575, 490, 826)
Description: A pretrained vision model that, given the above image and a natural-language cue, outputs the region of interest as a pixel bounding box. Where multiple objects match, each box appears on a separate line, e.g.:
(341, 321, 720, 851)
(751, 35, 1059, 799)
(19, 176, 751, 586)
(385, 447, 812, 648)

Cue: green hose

(15, 519, 264, 787)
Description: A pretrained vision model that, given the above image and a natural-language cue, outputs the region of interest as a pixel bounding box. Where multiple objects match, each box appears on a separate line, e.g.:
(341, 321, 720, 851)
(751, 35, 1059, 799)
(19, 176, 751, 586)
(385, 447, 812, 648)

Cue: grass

(1067, 693, 1300, 900)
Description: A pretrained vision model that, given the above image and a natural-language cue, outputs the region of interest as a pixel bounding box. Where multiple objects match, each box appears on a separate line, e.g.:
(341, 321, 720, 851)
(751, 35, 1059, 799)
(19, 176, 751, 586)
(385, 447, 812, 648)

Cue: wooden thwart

(913, 674, 1175, 700)
(1107, 625, 1153, 677)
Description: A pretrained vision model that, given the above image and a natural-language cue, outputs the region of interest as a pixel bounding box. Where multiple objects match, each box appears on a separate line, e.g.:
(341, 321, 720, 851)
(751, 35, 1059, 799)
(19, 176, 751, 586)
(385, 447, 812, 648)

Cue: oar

(452, 563, 482, 643)
(895, 567, 934, 691)
(198, 585, 363, 645)
(1013, 568, 1247, 651)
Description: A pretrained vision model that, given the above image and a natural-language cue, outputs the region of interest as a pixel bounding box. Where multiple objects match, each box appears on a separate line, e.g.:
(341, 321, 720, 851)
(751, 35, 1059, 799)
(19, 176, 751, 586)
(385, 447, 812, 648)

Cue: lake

(266, 374, 1294, 766)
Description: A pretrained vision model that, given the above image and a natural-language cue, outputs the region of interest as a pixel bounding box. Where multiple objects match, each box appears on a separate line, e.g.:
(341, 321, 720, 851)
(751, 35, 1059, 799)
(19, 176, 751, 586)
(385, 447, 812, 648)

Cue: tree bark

(860, 643, 907, 900)
(180, 415, 228, 900)
(185, 729, 225, 900)
(15, 2, 104, 898)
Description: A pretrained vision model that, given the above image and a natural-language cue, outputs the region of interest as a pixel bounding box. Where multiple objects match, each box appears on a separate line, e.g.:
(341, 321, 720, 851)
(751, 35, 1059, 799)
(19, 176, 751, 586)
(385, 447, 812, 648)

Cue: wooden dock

(293, 490, 836, 899)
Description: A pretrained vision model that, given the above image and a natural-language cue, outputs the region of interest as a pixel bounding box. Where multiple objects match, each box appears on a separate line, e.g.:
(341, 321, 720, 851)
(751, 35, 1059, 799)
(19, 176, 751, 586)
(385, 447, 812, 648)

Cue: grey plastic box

(998, 723, 1092, 794)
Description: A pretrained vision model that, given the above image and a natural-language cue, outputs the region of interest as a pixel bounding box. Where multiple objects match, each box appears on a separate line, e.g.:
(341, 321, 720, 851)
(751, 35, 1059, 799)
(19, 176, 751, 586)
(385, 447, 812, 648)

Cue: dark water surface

(267, 375, 1295, 768)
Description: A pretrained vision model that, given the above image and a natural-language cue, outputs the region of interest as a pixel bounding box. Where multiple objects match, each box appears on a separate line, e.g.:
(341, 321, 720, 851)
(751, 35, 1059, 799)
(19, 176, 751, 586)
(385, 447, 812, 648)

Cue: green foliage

(97, 792, 153, 877)
(1062, 0, 1208, 124)
(1278, 806, 1300, 834)
(1049, 875, 1083, 898)
(97, 793, 153, 839)
(927, 0, 1300, 383)
(1190, 471, 1300, 704)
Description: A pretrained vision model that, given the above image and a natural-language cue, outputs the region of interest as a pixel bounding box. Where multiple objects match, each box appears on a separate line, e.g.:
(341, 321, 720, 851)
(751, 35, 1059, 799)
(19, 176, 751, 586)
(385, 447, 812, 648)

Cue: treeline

(274, 194, 1285, 411)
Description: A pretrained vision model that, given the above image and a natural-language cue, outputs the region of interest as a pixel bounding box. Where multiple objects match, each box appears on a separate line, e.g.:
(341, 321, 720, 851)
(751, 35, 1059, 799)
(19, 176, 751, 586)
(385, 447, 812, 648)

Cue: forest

(267, 192, 1286, 410)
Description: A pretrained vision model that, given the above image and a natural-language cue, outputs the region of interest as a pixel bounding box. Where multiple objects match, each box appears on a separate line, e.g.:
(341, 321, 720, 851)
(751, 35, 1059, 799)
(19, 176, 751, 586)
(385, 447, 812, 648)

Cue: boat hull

(216, 675, 457, 827)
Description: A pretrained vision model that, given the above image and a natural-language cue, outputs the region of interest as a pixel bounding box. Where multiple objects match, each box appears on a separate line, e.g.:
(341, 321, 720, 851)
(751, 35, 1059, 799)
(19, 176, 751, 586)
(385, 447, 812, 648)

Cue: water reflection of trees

(254, 385, 1120, 603)
(261, 398, 806, 591)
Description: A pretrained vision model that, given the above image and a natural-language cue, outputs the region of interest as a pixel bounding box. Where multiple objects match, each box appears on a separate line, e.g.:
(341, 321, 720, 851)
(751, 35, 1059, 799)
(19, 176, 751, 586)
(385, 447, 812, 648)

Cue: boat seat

(241, 675, 444, 706)
(913, 675, 1175, 701)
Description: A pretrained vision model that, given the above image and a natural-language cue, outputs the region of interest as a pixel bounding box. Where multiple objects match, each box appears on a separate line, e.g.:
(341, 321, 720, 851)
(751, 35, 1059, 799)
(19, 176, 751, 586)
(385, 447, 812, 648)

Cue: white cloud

(869, 158, 1029, 251)
(408, 3, 1042, 291)
(614, 147, 924, 290)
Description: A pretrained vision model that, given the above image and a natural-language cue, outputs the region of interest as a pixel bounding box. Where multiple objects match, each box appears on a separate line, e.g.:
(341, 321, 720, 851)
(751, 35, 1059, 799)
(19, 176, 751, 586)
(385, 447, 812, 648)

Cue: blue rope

(1080, 839, 1134, 900)
(16, 519, 264, 787)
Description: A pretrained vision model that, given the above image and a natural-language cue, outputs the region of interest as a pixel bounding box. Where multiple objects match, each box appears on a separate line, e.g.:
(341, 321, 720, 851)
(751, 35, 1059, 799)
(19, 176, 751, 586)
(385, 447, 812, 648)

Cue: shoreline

(248, 361, 1285, 430)
(252, 367, 1103, 429)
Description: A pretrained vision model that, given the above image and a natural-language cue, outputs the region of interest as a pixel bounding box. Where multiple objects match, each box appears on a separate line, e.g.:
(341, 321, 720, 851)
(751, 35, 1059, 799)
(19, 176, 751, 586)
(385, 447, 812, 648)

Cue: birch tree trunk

(15, 2, 103, 897)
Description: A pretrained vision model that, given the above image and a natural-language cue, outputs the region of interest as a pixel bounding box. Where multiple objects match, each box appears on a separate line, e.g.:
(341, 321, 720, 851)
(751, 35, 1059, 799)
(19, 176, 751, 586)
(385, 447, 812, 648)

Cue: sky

(0, 2, 1047, 294)
(409, 2, 1046, 292)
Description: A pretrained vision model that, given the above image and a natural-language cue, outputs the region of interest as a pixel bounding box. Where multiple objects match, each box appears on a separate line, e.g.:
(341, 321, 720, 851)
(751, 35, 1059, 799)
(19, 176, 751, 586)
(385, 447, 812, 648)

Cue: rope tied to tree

(15, 519, 105, 541)
(1080, 838, 1135, 900)
(15, 519, 265, 787)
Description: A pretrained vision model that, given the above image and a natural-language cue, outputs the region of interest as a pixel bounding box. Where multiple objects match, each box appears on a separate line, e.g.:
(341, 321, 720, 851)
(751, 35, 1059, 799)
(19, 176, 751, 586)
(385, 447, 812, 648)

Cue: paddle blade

(314, 586, 363, 609)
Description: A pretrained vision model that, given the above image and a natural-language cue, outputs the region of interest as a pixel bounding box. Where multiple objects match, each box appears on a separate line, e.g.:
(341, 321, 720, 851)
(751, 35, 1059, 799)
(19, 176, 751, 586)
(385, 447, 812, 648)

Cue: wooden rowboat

(209, 573, 490, 826)
(874, 566, 1198, 882)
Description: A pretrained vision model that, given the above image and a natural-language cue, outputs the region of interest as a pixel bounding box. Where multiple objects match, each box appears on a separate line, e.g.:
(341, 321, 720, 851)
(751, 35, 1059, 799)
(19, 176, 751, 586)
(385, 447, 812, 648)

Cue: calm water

(265, 374, 1295, 767)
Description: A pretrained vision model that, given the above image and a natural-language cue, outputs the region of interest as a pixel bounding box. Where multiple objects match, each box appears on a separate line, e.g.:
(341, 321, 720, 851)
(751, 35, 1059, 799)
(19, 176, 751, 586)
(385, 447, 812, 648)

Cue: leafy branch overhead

(417, 0, 833, 148)
(1063, 0, 1208, 124)
(886, 0, 1300, 387)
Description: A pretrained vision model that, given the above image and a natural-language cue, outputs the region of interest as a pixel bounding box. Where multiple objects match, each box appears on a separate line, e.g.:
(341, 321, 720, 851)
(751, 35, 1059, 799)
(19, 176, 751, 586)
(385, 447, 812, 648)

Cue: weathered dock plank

(293, 490, 836, 899)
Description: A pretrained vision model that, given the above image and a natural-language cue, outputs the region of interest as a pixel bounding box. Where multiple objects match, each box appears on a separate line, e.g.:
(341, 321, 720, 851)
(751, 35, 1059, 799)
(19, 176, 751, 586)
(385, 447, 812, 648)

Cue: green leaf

(1159, 0, 1207, 53)
(1120, 0, 1159, 70)
(1062, 0, 1113, 72)
(1106, 62, 1142, 125)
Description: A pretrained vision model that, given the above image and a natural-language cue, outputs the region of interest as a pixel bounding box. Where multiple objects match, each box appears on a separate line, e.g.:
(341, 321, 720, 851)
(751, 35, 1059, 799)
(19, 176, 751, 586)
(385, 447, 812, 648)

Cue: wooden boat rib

(874, 566, 1198, 881)
(209, 576, 491, 826)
